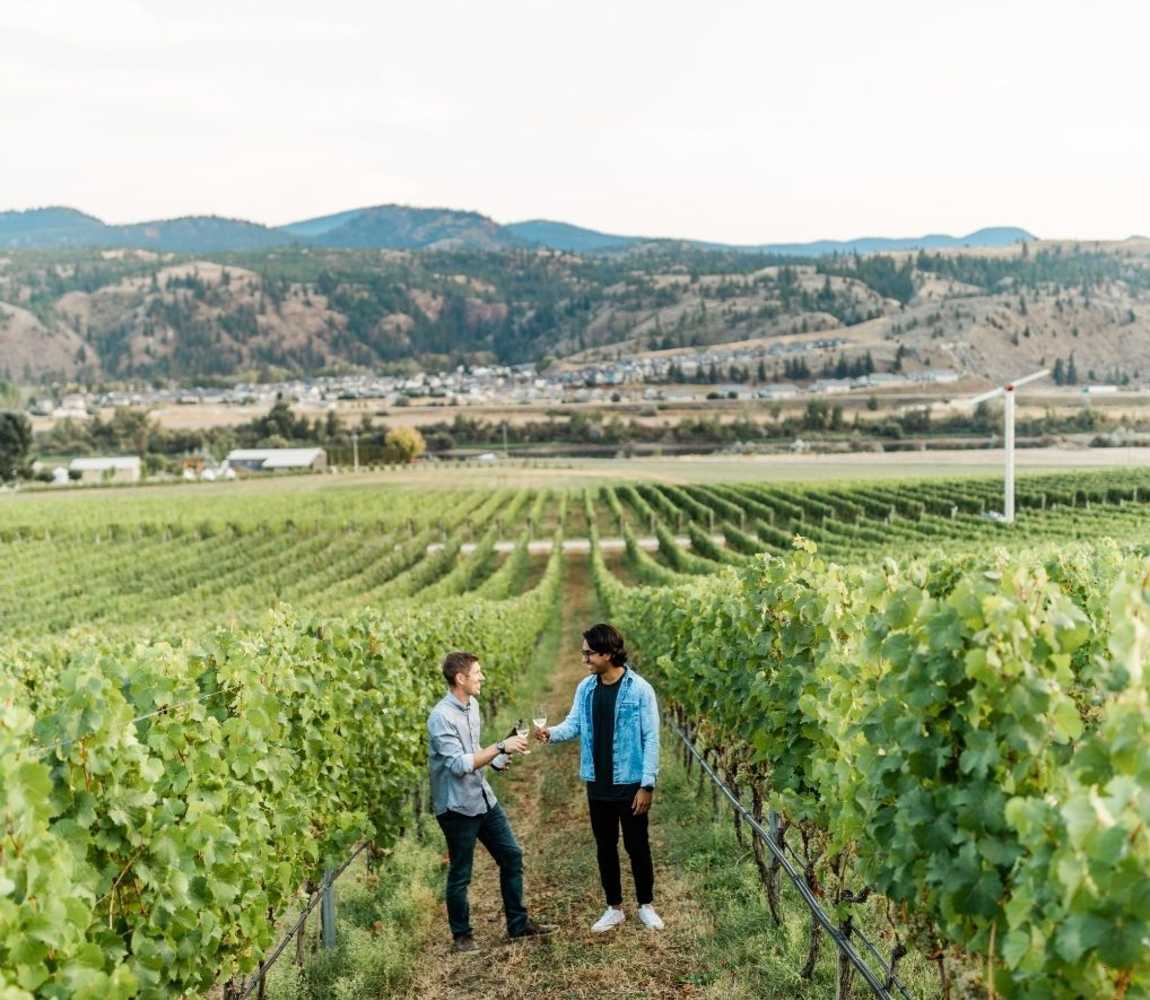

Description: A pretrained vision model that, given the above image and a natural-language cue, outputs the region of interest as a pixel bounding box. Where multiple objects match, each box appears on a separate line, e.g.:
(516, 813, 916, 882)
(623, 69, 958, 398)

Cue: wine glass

(515, 718, 531, 754)
(532, 707, 548, 743)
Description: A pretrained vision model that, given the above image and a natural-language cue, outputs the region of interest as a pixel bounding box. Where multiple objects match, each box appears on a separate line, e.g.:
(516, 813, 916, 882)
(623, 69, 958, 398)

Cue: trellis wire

(668, 717, 916, 1000)
(233, 841, 370, 1000)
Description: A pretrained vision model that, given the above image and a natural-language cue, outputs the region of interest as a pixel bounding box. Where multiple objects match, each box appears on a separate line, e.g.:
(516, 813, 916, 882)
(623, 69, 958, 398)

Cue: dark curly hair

(582, 623, 628, 667)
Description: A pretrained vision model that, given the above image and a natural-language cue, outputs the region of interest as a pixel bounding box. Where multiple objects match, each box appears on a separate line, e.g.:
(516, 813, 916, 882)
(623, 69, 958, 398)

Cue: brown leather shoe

(452, 934, 480, 955)
(509, 919, 557, 940)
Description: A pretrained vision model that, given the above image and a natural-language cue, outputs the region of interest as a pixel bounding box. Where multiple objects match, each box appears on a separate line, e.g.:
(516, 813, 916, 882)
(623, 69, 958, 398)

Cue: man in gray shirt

(427, 650, 555, 953)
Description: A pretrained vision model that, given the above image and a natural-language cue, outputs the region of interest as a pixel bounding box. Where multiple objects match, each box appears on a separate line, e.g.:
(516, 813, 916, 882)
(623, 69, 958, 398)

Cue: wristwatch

(496, 740, 507, 755)
(641, 785, 654, 792)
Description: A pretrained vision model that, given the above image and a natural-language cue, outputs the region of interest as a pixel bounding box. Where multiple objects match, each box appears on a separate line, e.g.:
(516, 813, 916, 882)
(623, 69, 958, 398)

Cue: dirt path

(426, 534, 726, 555)
(403, 555, 710, 1000)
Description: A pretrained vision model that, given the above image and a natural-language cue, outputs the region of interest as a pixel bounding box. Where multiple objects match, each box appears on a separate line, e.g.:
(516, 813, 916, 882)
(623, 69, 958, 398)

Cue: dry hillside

(0, 239, 1148, 384)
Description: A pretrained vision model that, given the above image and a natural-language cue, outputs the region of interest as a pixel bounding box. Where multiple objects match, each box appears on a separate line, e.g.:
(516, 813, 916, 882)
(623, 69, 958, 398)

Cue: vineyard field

(4, 466, 1150, 999)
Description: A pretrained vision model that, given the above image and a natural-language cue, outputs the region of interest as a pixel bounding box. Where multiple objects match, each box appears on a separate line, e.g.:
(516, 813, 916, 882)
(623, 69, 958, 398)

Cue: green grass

(651, 746, 940, 1000)
(261, 837, 442, 1000)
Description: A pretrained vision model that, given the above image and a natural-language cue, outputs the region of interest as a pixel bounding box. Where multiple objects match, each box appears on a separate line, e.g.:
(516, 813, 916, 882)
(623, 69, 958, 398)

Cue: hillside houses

(32, 351, 967, 428)
(557, 338, 851, 390)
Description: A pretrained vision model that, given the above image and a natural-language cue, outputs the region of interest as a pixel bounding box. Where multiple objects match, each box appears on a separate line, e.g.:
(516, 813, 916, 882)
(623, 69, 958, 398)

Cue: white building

(811, 379, 853, 395)
(225, 448, 328, 473)
(68, 456, 142, 483)
(756, 383, 799, 400)
(917, 370, 960, 384)
(53, 393, 90, 421)
(866, 373, 910, 387)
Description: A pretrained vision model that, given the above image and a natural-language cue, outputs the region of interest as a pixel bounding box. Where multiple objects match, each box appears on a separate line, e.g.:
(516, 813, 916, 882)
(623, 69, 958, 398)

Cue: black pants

(587, 796, 654, 906)
(436, 804, 529, 938)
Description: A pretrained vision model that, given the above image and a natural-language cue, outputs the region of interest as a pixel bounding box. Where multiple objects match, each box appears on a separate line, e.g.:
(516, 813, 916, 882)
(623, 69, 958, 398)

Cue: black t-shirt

(587, 669, 641, 802)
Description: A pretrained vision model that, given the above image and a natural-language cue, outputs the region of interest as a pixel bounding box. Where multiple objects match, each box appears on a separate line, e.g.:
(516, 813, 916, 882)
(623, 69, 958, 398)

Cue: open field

(326, 446, 1150, 488)
(6, 466, 1150, 999)
(6, 447, 1149, 504)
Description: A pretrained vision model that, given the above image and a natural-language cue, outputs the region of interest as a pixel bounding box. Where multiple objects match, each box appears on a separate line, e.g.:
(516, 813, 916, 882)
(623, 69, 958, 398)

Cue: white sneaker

(637, 904, 664, 930)
(590, 906, 626, 933)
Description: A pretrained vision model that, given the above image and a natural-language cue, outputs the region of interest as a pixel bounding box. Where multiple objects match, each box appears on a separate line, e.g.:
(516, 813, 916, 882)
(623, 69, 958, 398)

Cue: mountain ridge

(0, 203, 1035, 256)
(503, 220, 1035, 256)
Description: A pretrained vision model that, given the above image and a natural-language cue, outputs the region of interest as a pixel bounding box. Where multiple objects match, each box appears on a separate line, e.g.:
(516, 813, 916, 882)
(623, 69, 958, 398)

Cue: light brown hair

(442, 650, 479, 687)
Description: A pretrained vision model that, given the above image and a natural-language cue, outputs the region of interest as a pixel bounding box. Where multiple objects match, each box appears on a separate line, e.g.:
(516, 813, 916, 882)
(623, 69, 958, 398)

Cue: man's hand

(503, 734, 529, 755)
(632, 788, 653, 816)
(535, 726, 552, 744)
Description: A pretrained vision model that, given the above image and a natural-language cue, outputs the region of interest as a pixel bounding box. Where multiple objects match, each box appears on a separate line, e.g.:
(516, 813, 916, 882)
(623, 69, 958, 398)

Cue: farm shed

(225, 448, 328, 473)
(68, 456, 142, 483)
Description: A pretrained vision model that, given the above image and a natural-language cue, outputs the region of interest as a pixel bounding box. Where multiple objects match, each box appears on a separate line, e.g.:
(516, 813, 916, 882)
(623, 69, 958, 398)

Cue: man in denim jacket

(538, 623, 664, 933)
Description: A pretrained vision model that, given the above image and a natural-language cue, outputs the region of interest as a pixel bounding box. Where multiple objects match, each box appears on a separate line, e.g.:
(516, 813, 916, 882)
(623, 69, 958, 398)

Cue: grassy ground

(257, 839, 443, 1000)
(644, 753, 940, 999)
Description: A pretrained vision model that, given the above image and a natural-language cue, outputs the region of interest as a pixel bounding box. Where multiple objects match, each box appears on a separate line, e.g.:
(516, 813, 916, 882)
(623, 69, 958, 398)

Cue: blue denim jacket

(549, 668, 660, 788)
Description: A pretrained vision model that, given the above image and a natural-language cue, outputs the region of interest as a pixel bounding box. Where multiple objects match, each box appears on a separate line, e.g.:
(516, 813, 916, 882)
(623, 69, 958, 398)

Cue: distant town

(12, 335, 1143, 493)
(26, 340, 972, 423)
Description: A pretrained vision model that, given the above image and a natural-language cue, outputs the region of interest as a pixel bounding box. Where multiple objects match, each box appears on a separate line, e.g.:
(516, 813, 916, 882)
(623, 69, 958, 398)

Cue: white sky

(2, 0, 1147, 243)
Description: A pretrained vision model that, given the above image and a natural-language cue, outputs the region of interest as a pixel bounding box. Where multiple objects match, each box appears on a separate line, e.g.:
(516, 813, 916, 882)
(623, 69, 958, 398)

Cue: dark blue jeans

(436, 803, 528, 938)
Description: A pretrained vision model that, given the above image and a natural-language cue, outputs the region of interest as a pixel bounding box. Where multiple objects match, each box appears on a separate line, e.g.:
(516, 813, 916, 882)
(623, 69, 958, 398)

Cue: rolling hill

(0, 203, 1034, 255)
(504, 219, 644, 253)
(285, 205, 522, 250)
(505, 220, 1036, 257)
(0, 207, 111, 248)
(0, 209, 288, 252)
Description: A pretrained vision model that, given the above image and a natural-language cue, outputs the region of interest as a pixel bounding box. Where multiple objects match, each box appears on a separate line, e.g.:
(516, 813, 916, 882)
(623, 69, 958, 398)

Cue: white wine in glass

(532, 709, 547, 743)
(515, 718, 531, 754)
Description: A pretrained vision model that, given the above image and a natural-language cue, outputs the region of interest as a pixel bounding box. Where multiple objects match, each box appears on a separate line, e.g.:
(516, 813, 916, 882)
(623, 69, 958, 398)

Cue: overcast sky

(3, 0, 1147, 243)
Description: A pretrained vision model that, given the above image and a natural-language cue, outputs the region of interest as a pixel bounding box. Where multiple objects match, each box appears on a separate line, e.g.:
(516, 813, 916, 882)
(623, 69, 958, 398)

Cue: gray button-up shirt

(427, 691, 508, 817)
